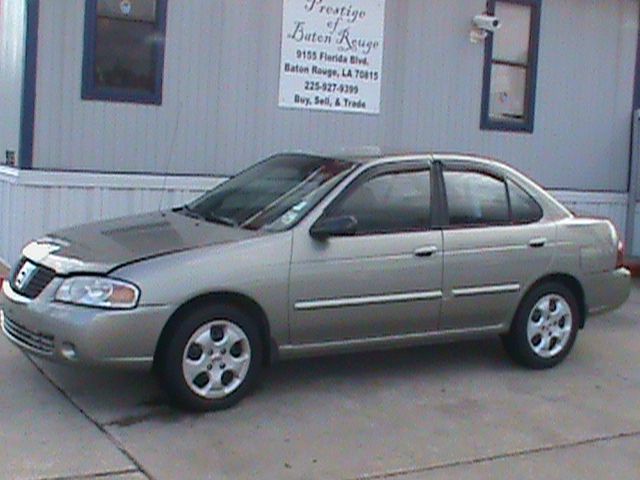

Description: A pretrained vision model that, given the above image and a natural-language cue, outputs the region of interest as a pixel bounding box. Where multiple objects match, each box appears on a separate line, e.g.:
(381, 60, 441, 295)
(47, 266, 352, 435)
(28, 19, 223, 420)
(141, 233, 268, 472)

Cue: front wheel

(502, 282, 580, 369)
(158, 303, 263, 411)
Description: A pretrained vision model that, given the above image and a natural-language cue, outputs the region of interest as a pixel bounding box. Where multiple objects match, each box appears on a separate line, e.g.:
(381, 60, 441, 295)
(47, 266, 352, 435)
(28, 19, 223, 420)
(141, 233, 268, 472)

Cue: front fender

(111, 232, 293, 346)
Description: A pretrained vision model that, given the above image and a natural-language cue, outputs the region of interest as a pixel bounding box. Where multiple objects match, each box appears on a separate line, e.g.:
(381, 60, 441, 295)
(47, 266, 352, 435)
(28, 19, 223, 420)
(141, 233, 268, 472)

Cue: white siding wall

(553, 190, 628, 234)
(0, 169, 627, 265)
(32, 0, 638, 192)
(0, 0, 26, 165)
(0, 168, 223, 264)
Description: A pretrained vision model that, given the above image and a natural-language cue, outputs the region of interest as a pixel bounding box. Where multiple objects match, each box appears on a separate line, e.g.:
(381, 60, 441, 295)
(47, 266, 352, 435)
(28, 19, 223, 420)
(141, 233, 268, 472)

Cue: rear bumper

(584, 268, 631, 317)
(0, 280, 172, 369)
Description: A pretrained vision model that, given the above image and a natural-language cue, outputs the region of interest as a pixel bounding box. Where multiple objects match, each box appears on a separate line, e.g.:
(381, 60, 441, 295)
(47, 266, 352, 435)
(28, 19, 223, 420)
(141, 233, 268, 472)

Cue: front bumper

(0, 279, 173, 369)
(584, 267, 632, 316)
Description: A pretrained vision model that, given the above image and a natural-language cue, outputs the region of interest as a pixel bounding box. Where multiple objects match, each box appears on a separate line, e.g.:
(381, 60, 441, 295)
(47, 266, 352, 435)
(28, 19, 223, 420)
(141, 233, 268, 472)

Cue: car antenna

(158, 100, 183, 213)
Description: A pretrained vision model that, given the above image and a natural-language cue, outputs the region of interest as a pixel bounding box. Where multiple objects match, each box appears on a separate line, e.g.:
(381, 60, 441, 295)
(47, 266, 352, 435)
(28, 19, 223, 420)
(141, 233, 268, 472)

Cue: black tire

(158, 303, 263, 411)
(502, 282, 580, 369)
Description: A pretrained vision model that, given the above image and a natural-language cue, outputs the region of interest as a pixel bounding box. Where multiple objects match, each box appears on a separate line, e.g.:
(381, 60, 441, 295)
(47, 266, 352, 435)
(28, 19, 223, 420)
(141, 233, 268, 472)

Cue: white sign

(279, 0, 386, 115)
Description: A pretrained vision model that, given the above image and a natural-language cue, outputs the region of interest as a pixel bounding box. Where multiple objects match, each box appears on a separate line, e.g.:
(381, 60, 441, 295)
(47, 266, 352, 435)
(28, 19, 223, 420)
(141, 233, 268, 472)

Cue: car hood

(22, 211, 261, 275)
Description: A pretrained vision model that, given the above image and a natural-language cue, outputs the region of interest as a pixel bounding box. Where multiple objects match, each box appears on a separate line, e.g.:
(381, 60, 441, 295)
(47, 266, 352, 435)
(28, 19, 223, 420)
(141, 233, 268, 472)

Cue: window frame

(441, 166, 512, 229)
(317, 161, 435, 237)
(81, 0, 168, 105)
(480, 0, 542, 133)
(440, 163, 544, 229)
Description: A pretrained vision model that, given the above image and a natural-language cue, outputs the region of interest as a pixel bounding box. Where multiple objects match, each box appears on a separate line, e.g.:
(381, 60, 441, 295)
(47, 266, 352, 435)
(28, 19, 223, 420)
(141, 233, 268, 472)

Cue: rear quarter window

(507, 178, 543, 224)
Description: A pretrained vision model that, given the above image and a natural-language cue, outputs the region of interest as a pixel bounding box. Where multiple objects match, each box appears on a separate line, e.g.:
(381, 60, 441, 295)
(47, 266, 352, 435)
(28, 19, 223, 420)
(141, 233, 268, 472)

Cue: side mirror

(310, 215, 358, 240)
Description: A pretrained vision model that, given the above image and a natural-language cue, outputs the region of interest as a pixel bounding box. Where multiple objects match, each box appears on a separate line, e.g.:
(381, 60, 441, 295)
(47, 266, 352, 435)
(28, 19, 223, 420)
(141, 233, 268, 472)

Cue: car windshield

(182, 154, 356, 231)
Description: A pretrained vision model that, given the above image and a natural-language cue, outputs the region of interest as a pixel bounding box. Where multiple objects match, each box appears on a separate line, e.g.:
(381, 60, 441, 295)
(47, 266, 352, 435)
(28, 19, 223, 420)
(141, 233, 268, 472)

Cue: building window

(480, 0, 541, 133)
(82, 0, 167, 105)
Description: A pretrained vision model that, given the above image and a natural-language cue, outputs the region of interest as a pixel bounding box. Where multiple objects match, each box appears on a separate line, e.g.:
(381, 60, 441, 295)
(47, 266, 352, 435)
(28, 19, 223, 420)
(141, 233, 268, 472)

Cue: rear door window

(444, 170, 509, 227)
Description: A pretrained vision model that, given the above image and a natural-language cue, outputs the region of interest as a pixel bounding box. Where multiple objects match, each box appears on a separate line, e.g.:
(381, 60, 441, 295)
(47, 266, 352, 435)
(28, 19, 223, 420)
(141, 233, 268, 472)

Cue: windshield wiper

(203, 213, 238, 227)
(178, 205, 204, 220)
(179, 205, 239, 227)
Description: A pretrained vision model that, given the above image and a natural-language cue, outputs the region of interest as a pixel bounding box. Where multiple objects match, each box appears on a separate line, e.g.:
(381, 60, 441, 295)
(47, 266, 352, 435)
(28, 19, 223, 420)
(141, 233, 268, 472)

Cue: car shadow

(261, 337, 511, 390)
(26, 337, 515, 424)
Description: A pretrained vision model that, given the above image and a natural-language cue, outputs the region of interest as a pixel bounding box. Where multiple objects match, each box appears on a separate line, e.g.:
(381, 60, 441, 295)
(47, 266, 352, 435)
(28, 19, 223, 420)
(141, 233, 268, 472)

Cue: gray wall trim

(294, 291, 443, 311)
(633, 4, 640, 112)
(625, 110, 640, 256)
(451, 283, 521, 297)
(18, 0, 39, 170)
(0, 165, 224, 189)
(8, 167, 632, 194)
(626, 6, 640, 257)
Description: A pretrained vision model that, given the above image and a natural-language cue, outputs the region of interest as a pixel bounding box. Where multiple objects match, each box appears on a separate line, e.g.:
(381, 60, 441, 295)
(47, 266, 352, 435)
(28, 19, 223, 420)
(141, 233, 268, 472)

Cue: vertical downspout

(625, 110, 640, 256)
(624, 5, 640, 257)
(18, 0, 39, 170)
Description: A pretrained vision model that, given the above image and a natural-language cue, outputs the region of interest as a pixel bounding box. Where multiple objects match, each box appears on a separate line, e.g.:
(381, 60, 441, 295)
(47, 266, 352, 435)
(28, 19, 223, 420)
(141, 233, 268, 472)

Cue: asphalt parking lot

(2, 282, 640, 480)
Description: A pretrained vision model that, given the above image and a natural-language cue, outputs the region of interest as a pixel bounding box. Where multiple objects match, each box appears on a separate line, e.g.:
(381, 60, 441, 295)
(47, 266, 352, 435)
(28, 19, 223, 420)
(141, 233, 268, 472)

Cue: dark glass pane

(332, 170, 430, 234)
(94, 17, 157, 92)
(97, 0, 157, 22)
(187, 155, 356, 231)
(445, 171, 509, 226)
(508, 179, 543, 224)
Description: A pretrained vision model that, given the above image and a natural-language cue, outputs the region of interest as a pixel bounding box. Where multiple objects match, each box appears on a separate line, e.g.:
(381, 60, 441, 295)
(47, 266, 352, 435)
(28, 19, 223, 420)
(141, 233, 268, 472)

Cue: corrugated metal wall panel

(552, 190, 628, 233)
(0, 172, 223, 264)
(30, 0, 639, 192)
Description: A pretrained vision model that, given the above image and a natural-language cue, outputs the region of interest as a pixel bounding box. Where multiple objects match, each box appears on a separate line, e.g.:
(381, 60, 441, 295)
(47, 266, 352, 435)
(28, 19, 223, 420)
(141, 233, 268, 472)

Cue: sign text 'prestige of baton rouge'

(279, 0, 386, 114)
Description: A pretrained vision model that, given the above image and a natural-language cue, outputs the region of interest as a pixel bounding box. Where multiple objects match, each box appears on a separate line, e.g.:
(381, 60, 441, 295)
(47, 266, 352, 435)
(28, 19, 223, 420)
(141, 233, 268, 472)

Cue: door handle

(529, 237, 547, 248)
(414, 246, 438, 257)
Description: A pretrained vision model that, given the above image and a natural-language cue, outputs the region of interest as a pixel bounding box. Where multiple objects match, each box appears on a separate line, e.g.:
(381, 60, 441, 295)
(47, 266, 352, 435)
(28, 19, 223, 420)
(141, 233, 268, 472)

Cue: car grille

(2, 314, 55, 354)
(9, 257, 56, 299)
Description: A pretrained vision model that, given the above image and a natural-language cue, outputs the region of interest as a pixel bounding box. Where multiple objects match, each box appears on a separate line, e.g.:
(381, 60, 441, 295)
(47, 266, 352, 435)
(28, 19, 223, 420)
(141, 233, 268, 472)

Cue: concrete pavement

(0, 335, 137, 479)
(1, 283, 639, 479)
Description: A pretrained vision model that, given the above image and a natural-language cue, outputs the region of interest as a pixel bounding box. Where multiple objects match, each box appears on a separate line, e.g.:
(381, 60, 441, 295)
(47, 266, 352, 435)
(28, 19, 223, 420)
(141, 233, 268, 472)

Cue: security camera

(473, 14, 502, 32)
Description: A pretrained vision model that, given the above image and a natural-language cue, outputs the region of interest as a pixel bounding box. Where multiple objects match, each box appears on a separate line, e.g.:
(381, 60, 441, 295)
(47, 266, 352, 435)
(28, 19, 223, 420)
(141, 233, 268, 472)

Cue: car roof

(318, 147, 502, 167)
(285, 149, 571, 221)
(315, 149, 572, 220)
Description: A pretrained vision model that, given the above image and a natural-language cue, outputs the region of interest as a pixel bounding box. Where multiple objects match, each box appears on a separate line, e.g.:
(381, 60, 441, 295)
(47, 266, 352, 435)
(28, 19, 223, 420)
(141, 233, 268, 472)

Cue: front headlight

(55, 277, 140, 309)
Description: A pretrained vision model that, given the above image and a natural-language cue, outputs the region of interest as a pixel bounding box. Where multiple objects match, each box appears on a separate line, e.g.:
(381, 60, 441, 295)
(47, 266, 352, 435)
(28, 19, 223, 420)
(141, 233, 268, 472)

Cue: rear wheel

(158, 303, 263, 411)
(502, 282, 580, 369)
